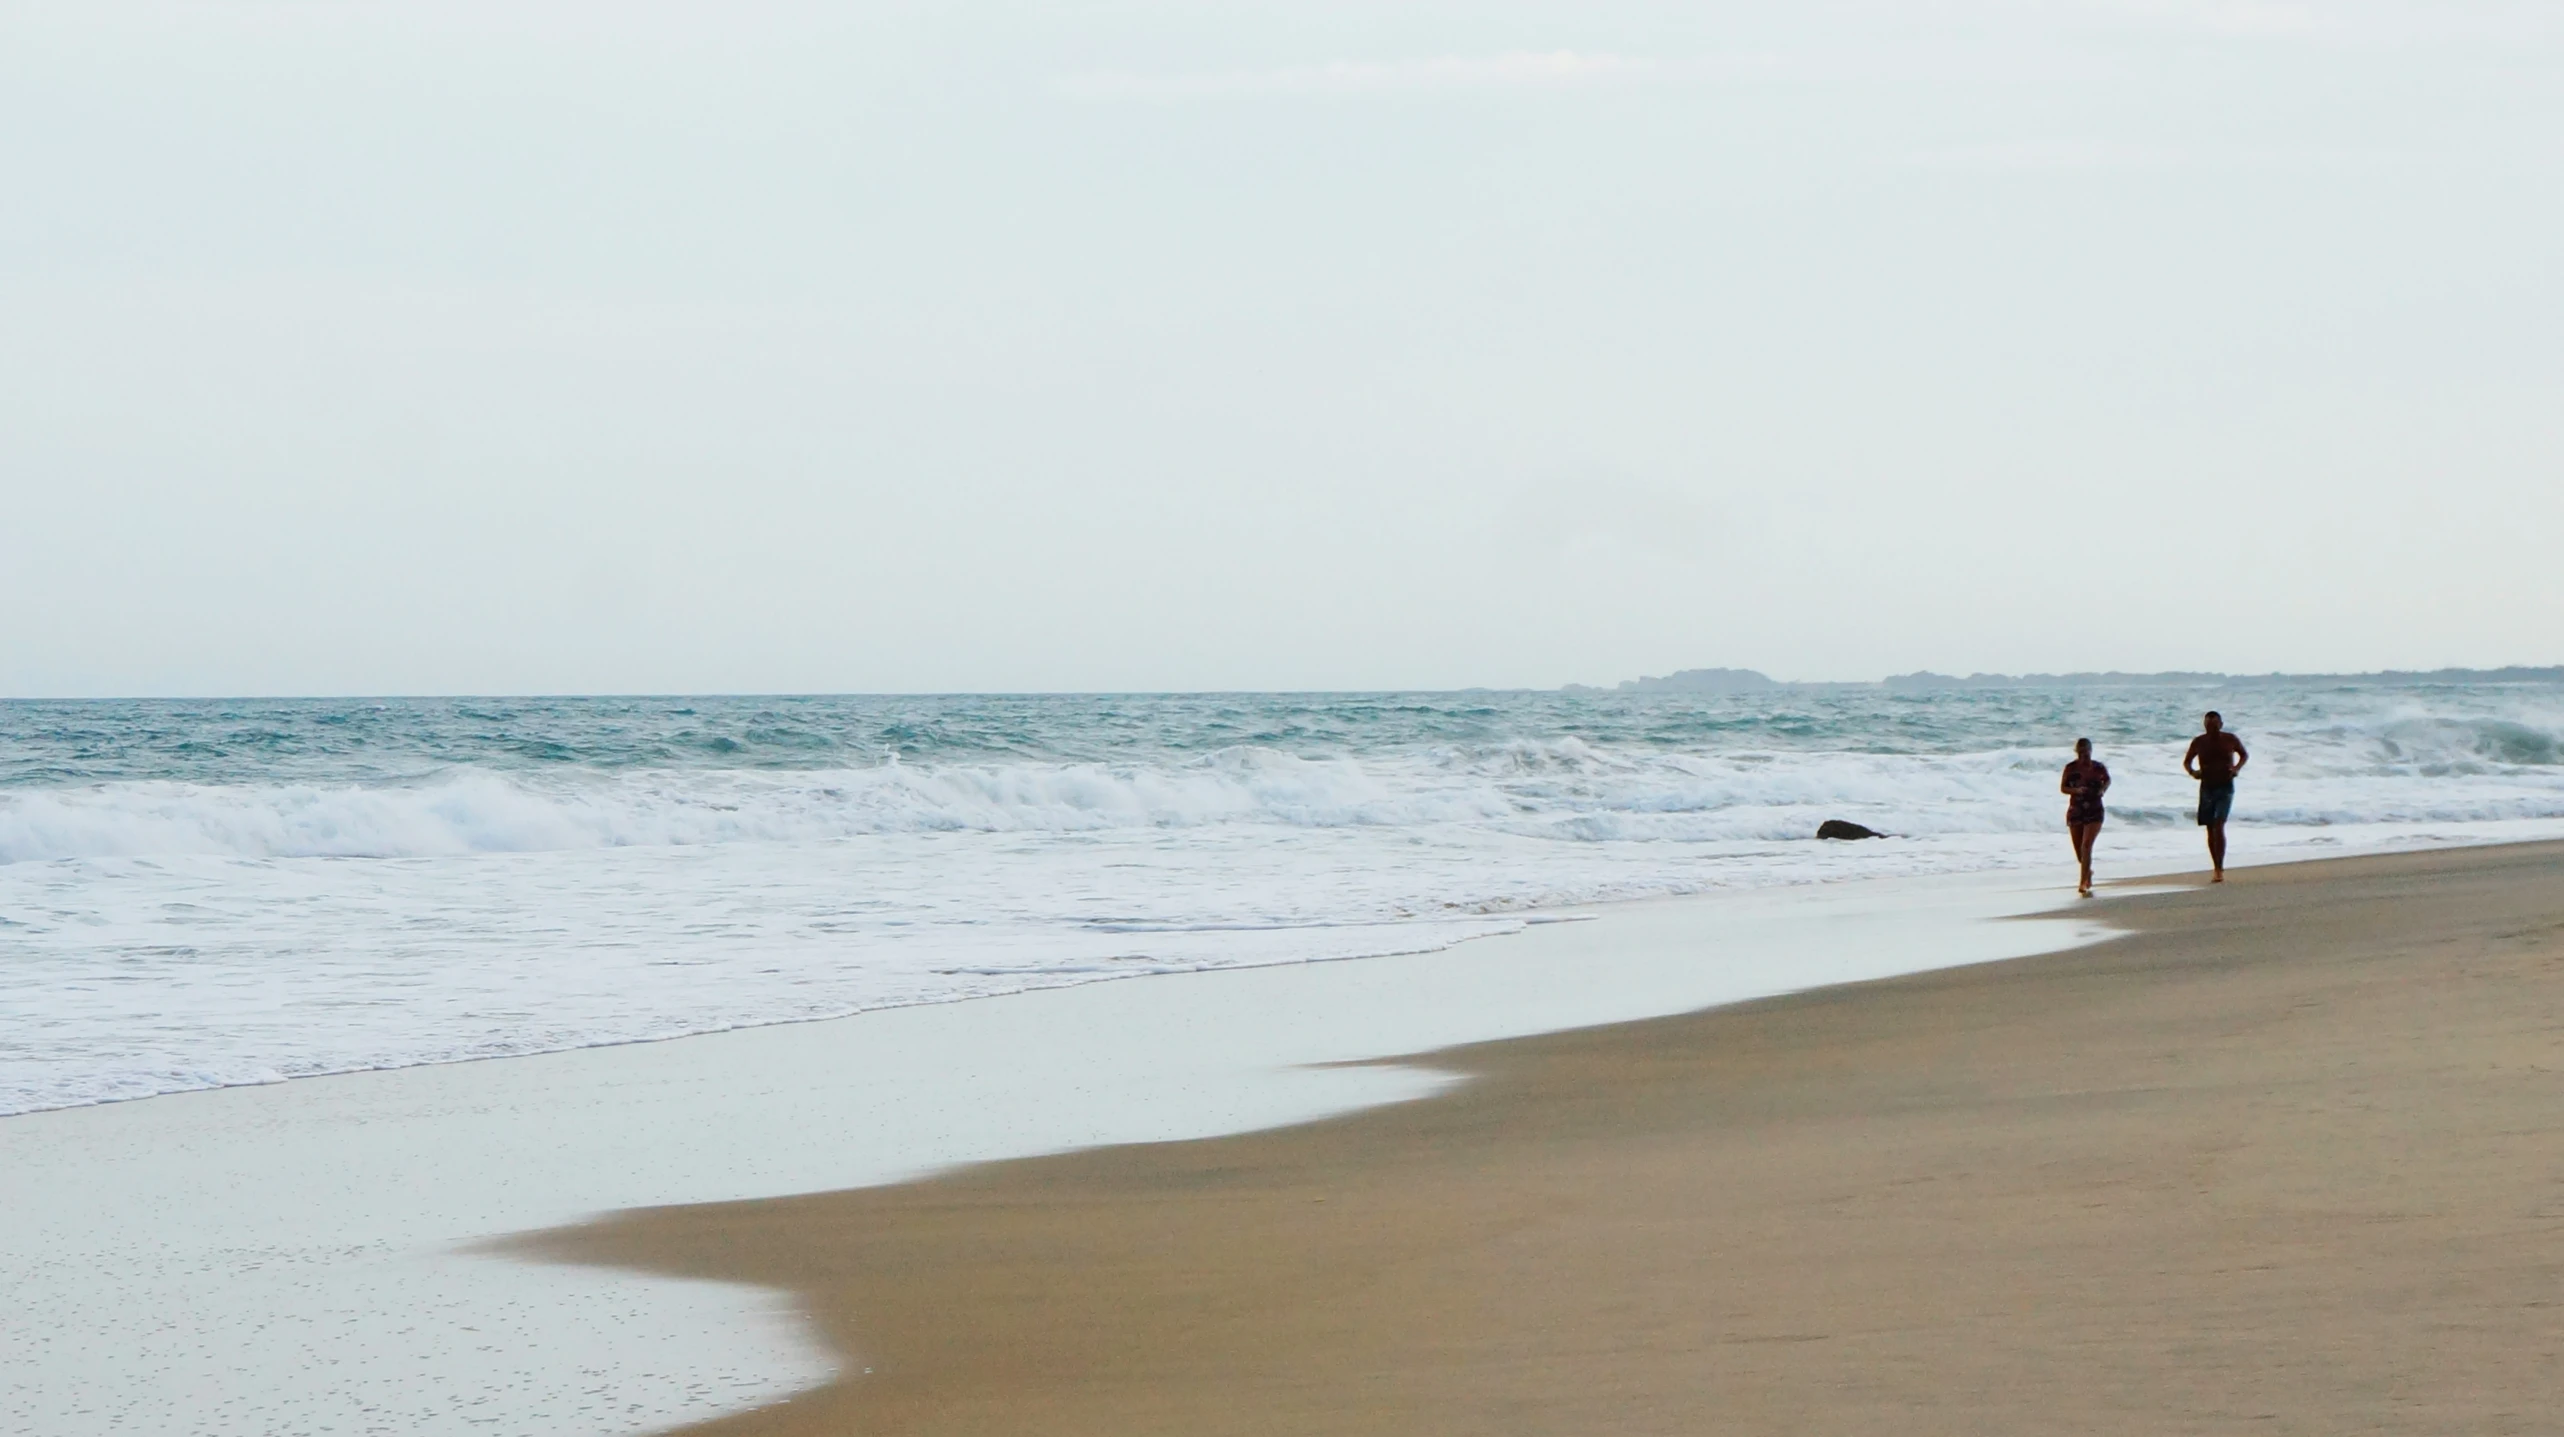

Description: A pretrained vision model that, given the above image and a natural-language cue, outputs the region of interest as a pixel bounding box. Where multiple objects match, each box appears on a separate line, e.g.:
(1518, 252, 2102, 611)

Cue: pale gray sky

(5, 1, 2559, 695)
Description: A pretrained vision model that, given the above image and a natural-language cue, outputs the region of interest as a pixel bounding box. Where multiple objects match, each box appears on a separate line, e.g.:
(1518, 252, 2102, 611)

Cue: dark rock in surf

(1817, 820, 1886, 840)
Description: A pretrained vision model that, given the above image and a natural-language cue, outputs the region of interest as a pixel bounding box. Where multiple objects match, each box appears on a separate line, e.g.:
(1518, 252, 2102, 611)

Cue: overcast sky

(4, 1, 2558, 695)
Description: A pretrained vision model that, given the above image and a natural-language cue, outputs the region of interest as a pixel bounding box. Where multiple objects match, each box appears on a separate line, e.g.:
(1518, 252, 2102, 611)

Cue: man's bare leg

(2207, 821, 2227, 881)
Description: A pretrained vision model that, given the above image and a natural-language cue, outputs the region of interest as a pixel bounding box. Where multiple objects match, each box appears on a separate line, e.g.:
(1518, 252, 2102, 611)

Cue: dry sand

(531, 842, 2564, 1435)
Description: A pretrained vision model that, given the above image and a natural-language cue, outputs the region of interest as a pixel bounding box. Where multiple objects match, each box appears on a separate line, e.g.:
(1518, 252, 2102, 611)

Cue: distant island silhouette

(1567, 666, 2564, 695)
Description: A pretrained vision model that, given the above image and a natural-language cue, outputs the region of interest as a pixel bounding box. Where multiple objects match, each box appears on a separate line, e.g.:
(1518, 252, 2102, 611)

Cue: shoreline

(18, 815, 2564, 1122)
(4, 860, 2118, 1437)
(10, 834, 2559, 1434)
(534, 840, 2564, 1435)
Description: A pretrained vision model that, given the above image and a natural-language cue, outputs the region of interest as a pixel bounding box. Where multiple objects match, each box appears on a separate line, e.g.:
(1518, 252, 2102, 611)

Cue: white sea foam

(6, 716, 2560, 863)
(0, 752, 1493, 863)
(3, 687, 2561, 1115)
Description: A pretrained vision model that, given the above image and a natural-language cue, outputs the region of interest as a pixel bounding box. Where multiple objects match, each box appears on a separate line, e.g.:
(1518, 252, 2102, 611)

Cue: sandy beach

(534, 841, 2564, 1436)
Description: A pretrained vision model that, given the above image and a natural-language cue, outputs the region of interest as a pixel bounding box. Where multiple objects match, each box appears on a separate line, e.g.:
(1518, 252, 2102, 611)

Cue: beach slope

(533, 842, 2564, 1435)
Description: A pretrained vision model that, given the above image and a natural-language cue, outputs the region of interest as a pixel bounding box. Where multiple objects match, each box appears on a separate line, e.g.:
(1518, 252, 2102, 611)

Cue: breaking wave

(7, 684, 2564, 1116)
(6, 710, 2562, 865)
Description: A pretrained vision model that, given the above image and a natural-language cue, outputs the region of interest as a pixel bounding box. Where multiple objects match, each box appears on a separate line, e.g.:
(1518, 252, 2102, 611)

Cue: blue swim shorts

(2197, 783, 2234, 827)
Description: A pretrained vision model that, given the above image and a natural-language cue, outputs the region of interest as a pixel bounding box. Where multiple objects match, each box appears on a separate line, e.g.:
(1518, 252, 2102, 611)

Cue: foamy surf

(5, 685, 2563, 1115)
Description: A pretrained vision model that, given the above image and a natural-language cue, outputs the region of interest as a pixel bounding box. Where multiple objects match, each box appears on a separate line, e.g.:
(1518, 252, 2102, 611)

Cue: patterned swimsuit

(2063, 758, 2110, 827)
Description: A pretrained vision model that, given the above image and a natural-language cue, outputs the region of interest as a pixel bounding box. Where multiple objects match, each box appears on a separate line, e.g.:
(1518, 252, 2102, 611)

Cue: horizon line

(4, 663, 2561, 705)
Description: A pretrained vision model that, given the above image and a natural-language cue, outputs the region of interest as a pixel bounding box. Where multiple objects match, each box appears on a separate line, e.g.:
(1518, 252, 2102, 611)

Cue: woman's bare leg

(2069, 822, 2098, 893)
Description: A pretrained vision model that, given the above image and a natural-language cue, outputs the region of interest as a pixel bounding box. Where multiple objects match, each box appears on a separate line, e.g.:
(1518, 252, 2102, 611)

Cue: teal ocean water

(5, 682, 2561, 1114)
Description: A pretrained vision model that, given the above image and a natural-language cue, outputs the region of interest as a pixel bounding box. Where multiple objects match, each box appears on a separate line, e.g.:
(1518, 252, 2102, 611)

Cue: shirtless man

(2182, 711, 2249, 882)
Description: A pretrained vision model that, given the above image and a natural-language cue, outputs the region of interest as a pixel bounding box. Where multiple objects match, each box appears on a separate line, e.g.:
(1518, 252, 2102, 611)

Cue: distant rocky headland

(1567, 665, 2564, 695)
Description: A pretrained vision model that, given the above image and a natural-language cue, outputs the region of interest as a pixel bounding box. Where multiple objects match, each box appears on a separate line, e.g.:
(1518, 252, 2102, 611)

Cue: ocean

(6, 682, 2562, 1116)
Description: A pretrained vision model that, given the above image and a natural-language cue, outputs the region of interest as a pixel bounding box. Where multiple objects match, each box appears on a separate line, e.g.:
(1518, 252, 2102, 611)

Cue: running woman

(2061, 738, 2110, 897)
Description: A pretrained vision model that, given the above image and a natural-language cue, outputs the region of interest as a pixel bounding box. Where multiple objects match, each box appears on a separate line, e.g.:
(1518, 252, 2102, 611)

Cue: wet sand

(531, 842, 2564, 1435)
